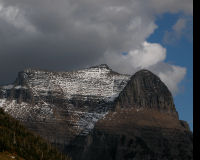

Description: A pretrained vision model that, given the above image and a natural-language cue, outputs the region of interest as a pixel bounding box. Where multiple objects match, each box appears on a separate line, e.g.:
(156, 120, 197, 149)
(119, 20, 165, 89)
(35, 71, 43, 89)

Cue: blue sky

(147, 13, 193, 130)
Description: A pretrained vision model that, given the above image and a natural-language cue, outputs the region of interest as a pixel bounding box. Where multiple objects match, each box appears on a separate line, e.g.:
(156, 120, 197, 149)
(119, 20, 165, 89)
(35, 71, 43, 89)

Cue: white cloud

(173, 18, 187, 33)
(158, 65, 186, 94)
(101, 41, 186, 94)
(0, 3, 36, 33)
(163, 17, 193, 44)
(127, 42, 166, 68)
(103, 41, 166, 71)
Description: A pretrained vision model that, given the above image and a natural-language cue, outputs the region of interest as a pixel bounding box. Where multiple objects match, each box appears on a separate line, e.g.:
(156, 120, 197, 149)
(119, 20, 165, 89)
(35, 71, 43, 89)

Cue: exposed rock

(69, 127, 193, 160)
(114, 70, 178, 117)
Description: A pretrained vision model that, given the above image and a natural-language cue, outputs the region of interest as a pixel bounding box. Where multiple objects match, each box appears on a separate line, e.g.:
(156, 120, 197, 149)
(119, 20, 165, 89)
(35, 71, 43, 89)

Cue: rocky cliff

(114, 70, 177, 115)
(0, 65, 193, 160)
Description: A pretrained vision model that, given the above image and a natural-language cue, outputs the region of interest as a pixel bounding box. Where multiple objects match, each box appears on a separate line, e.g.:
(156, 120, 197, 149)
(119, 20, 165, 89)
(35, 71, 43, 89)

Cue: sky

(0, 0, 193, 129)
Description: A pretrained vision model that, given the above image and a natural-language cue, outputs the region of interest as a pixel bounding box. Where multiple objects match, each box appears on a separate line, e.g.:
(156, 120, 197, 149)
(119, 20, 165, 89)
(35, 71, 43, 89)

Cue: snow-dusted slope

(0, 64, 130, 138)
(0, 98, 53, 120)
(19, 64, 130, 101)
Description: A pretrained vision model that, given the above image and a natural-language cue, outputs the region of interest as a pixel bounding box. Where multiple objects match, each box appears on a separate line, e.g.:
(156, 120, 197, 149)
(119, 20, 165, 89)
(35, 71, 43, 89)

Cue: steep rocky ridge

(0, 65, 193, 160)
(114, 70, 177, 116)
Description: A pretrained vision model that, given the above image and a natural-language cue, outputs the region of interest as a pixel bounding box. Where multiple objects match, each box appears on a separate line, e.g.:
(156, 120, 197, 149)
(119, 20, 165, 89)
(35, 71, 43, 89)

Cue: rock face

(114, 70, 177, 116)
(0, 65, 193, 160)
(69, 123, 193, 160)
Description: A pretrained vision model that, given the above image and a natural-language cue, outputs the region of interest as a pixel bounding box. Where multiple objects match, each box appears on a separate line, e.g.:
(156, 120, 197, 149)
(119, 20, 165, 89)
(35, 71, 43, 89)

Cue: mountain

(0, 64, 130, 148)
(66, 70, 192, 160)
(0, 64, 193, 160)
(114, 70, 177, 114)
(0, 108, 71, 160)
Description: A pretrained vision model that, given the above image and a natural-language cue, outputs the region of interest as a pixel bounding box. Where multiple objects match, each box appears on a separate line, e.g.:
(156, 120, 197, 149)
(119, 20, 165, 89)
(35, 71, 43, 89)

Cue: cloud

(173, 18, 187, 33)
(157, 65, 186, 94)
(127, 42, 166, 68)
(0, 0, 192, 94)
(100, 42, 166, 72)
(163, 17, 193, 44)
(145, 0, 193, 15)
(0, 3, 36, 33)
(100, 41, 186, 94)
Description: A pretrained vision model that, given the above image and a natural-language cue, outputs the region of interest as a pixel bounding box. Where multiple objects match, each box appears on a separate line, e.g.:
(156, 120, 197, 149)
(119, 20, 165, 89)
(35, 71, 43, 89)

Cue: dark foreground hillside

(0, 108, 71, 160)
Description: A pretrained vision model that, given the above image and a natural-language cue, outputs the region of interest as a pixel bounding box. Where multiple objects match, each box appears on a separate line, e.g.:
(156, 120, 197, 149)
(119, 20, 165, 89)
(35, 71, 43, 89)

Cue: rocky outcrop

(114, 70, 177, 116)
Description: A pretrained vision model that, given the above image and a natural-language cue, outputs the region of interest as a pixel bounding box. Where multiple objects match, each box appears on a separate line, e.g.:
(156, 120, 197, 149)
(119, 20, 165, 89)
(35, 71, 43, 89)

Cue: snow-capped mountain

(0, 64, 130, 139)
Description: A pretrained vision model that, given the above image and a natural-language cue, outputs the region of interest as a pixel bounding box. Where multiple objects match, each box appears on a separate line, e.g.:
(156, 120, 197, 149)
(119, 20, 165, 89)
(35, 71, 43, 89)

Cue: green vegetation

(0, 108, 71, 160)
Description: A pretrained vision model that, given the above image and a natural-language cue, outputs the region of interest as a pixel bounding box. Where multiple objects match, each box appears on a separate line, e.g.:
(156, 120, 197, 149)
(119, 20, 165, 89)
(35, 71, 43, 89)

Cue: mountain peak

(89, 64, 111, 70)
(134, 69, 154, 74)
(114, 69, 178, 116)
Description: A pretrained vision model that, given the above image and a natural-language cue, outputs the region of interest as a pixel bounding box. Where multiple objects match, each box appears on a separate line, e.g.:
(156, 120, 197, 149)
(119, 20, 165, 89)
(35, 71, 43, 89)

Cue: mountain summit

(0, 65, 193, 160)
(115, 69, 177, 116)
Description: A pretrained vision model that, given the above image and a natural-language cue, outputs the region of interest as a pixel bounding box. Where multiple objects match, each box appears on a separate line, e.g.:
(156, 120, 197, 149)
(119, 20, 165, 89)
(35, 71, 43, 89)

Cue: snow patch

(0, 98, 53, 121)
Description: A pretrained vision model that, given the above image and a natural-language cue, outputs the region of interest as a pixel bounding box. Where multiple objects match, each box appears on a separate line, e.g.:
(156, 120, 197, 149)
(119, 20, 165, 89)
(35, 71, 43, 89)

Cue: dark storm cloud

(0, 0, 192, 93)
